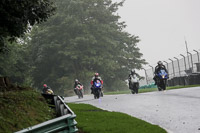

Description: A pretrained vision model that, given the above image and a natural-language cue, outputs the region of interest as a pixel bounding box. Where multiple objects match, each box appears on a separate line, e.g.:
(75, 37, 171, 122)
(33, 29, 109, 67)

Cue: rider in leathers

(74, 79, 83, 95)
(153, 61, 168, 85)
(128, 69, 140, 89)
(90, 73, 103, 94)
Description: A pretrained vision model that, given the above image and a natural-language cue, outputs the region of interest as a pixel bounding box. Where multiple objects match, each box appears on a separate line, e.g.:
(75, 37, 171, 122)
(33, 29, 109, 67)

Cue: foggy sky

(115, 0, 200, 67)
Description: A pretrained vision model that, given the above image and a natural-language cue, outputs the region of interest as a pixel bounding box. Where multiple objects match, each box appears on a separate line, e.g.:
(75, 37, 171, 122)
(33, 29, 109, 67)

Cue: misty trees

(29, 0, 146, 95)
(0, 0, 55, 52)
(0, 0, 56, 86)
(0, 0, 146, 94)
(0, 39, 31, 84)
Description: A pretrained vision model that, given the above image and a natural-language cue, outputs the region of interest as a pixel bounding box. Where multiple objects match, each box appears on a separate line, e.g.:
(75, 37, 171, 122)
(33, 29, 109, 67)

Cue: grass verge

(0, 88, 55, 132)
(68, 103, 167, 133)
(104, 84, 200, 95)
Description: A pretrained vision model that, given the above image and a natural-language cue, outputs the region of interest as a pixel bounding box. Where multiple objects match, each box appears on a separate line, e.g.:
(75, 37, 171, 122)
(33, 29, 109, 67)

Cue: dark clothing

(153, 65, 168, 85)
(42, 86, 50, 94)
(154, 65, 168, 75)
(74, 81, 82, 88)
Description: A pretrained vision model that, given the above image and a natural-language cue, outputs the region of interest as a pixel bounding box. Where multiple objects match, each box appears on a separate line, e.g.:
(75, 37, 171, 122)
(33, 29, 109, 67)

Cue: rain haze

(114, 0, 200, 68)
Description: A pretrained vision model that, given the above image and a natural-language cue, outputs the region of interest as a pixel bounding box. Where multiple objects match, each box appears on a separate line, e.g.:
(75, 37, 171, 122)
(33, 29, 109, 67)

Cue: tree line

(0, 0, 146, 96)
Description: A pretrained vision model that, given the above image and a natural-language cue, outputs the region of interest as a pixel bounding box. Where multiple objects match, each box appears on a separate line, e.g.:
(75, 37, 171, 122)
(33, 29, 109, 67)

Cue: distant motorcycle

(156, 69, 168, 91)
(75, 84, 84, 98)
(45, 88, 54, 95)
(93, 80, 103, 99)
(129, 75, 139, 94)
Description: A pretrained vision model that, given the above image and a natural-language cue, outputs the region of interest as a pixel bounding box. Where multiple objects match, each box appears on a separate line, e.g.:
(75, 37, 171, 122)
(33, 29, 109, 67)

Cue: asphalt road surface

(64, 87, 200, 133)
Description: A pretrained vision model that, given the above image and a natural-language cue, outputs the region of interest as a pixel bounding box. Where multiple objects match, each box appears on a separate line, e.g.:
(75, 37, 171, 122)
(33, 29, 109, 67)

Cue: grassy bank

(104, 84, 200, 95)
(0, 88, 55, 132)
(68, 103, 167, 133)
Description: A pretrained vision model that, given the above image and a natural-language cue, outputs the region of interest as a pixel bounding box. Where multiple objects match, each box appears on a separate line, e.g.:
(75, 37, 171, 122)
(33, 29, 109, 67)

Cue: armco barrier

(15, 94, 78, 133)
(15, 114, 78, 133)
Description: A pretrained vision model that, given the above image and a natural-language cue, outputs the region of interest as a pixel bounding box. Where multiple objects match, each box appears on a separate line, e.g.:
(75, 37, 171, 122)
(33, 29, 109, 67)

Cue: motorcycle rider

(153, 61, 168, 85)
(90, 73, 103, 94)
(128, 69, 140, 89)
(42, 84, 51, 94)
(74, 79, 83, 95)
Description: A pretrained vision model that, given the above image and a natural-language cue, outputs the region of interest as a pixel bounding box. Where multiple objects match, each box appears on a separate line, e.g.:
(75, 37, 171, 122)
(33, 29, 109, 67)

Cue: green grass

(68, 103, 167, 133)
(104, 84, 200, 95)
(0, 88, 55, 133)
(1, 84, 199, 132)
(167, 84, 200, 90)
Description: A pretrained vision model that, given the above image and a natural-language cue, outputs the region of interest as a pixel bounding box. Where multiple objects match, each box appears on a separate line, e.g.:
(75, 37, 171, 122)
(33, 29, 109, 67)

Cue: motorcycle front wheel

(77, 90, 81, 98)
(80, 90, 83, 98)
(131, 89, 135, 94)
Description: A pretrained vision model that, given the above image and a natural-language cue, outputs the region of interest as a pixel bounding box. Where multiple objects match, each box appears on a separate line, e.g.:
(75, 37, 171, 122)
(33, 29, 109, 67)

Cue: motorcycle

(129, 75, 139, 94)
(156, 69, 168, 91)
(45, 88, 54, 95)
(93, 80, 103, 99)
(75, 84, 84, 98)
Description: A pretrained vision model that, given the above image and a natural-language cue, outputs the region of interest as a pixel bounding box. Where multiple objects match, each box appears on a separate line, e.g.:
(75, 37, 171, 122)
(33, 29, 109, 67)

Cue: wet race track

(64, 87, 200, 133)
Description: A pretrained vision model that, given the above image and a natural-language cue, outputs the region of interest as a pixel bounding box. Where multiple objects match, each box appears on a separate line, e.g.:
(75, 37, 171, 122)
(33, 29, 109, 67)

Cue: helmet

(94, 73, 99, 77)
(75, 79, 78, 82)
(157, 61, 163, 65)
(43, 84, 47, 87)
(131, 69, 135, 73)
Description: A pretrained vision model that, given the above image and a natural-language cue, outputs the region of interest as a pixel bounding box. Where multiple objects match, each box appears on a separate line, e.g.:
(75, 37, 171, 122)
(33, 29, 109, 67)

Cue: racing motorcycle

(93, 80, 103, 99)
(129, 75, 139, 94)
(75, 84, 84, 98)
(45, 88, 54, 95)
(156, 69, 168, 91)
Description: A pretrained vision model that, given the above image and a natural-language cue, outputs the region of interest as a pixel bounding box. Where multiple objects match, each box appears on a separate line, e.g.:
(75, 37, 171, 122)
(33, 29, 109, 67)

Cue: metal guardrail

(15, 114, 78, 133)
(15, 94, 78, 133)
